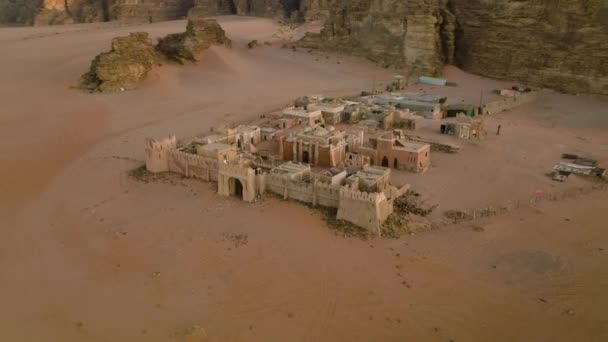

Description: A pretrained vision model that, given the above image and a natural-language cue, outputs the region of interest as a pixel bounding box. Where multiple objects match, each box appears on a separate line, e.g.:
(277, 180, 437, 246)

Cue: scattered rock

(247, 39, 259, 49)
(174, 324, 207, 341)
(470, 225, 485, 232)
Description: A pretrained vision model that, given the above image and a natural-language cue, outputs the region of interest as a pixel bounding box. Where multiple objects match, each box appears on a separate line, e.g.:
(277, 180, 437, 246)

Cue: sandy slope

(0, 16, 607, 341)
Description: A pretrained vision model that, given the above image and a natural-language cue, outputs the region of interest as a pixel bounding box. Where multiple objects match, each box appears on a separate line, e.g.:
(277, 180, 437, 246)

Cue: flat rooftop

(353, 166, 390, 182)
(282, 107, 322, 118)
(309, 103, 345, 112)
(271, 161, 310, 175)
(395, 140, 429, 153)
(236, 125, 260, 133)
(197, 142, 234, 153)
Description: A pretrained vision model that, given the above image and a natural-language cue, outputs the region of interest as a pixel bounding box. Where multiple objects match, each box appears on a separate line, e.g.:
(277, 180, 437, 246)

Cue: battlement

(339, 187, 386, 203)
(315, 181, 341, 194)
(170, 150, 210, 166)
(146, 136, 177, 151)
(219, 163, 254, 178)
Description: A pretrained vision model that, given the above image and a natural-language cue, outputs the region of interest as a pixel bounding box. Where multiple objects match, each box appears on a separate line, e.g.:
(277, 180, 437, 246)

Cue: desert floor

(0, 16, 607, 341)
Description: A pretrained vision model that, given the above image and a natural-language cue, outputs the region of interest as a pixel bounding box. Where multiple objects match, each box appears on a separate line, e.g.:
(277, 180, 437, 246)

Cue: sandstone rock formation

(450, 0, 608, 95)
(29, 0, 108, 25)
(79, 19, 231, 92)
(3, 0, 607, 94)
(109, 0, 191, 23)
(298, 0, 449, 77)
(0, 0, 44, 25)
(157, 18, 232, 63)
(300, 0, 330, 21)
(188, 0, 290, 19)
(80, 32, 158, 92)
(298, 0, 607, 95)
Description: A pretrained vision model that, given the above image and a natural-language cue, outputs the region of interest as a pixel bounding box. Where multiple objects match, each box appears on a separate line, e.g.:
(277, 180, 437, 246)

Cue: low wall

(482, 91, 538, 115)
(265, 174, 341, 208)
(168, 150, 218, 181)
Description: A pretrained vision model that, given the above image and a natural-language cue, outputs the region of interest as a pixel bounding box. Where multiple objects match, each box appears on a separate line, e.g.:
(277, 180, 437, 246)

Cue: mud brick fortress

(144, 94, 448, 235)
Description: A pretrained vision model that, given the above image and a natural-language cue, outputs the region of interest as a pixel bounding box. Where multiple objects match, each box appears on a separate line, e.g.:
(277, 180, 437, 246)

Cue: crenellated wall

(265, 173, 342, 208)
(145, 136, 177, 173)
(168, 150, 220, 181)
(337, 187, 393, 236)
(144, 136, 394, 235)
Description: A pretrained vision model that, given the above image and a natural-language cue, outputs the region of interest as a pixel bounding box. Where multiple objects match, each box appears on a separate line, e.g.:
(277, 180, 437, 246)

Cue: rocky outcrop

(298, 0, 447, 76)
(299, 0, 607, 94)
(3, 0, 300, 25)
(80, 19, 231, 91)
(5, 0, 607, 95)
(188, 0, 287, 19)
(109, 0, 192, 22)
(451, 0, 608, 95)
(32, 0, 107, 25)
(300, 0, 331, 21)
(0, 0, 43, 25)
(157, 18, 231, 63)
(80, 32, 158, 92)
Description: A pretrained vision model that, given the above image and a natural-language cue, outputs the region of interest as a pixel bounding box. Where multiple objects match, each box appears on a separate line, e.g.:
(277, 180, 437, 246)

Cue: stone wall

(265, 174, 341, 207)
(168, 150, 220, 181)
(217, 163, 258, 202)
(336, 187, 392, 236)
(145, 136, 177, 172)
(481, 91, 539, 116)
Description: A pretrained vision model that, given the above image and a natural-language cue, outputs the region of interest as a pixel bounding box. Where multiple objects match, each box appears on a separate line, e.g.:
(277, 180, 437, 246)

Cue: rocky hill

(451, 0, 608, 95)
(297, 0, 451, 77)
(2, 0, 606, 94)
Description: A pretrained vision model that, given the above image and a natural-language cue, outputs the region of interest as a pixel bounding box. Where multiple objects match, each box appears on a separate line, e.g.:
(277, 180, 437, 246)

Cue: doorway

(229, 178, 244, 199)
(302, 151, 310, 164)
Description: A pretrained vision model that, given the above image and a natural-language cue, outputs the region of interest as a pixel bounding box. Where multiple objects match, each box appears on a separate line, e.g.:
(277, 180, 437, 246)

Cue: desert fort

(0, 1, 607, 341)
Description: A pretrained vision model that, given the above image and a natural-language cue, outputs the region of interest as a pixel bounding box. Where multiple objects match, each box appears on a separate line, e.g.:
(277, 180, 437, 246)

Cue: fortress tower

(145, 136, 177, 173)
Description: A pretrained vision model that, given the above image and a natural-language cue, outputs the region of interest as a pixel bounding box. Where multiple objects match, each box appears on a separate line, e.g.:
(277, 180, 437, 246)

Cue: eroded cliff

(3, 0, 607, 94)
(451, 0, 608, 95)
(298, 0, 450, 76)
(298, 0, 607, 94)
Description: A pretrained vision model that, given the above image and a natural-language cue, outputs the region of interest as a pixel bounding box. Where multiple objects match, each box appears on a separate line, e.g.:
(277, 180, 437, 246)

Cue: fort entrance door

(229, 178, 244, 199)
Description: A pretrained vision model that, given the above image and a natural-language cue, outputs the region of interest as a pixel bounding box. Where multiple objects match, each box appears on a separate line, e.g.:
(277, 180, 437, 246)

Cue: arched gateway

(217, 163, 259, 202)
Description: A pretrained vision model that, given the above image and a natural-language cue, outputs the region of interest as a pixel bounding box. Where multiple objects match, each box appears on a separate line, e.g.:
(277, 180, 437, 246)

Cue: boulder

(247, 39, 259, 49)
(156, 18, 231, 64)
(80, 32, 158, 92)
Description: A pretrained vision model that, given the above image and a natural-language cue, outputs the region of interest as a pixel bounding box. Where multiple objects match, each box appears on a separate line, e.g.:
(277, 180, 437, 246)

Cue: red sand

(0, 16, 607, 341)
